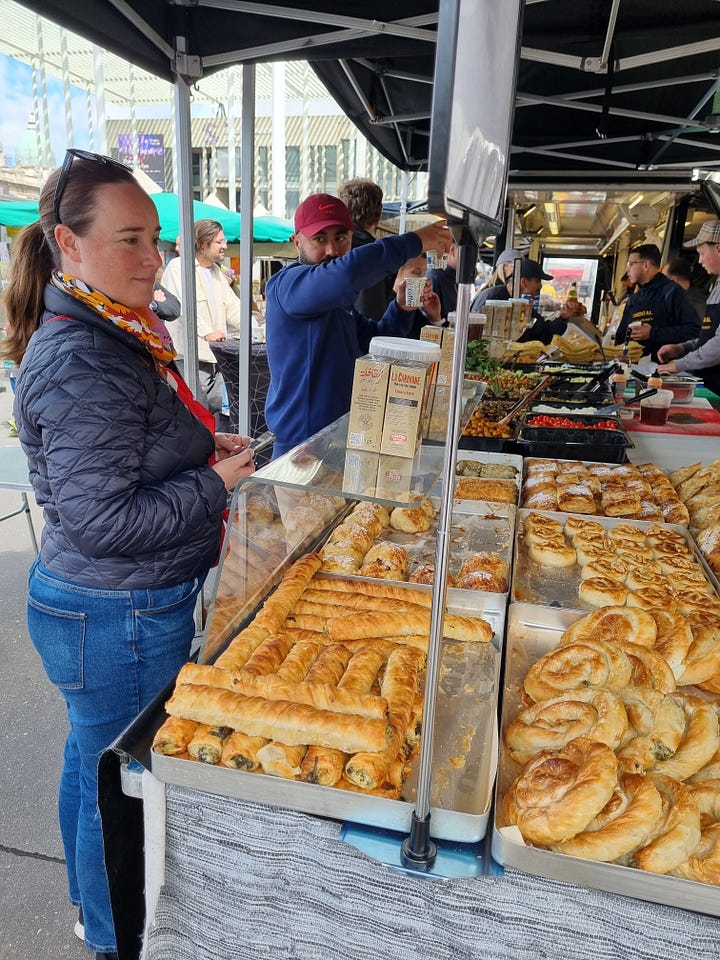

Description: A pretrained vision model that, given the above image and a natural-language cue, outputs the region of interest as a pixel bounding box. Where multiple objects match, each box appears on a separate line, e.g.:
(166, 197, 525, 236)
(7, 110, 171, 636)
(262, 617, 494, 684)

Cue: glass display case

(150, 413, 511, 842)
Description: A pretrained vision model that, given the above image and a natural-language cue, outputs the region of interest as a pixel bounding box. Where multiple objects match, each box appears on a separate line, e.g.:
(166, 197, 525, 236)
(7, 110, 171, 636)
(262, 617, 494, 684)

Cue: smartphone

(249, 430, 275, 454)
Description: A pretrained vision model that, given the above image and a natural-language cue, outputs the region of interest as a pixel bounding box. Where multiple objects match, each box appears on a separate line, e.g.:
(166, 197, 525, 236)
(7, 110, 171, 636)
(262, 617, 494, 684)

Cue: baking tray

(518, 457, 690, 524)
(511, 509, 720, 612)
(151, 630, 501, 843)
(491, 602, 720, 917)
(320, 500, 515, 638)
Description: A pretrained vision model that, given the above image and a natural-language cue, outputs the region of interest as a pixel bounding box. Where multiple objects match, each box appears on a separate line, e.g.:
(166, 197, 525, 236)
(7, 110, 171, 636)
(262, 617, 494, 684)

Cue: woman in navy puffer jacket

(3, 151, 255, 960)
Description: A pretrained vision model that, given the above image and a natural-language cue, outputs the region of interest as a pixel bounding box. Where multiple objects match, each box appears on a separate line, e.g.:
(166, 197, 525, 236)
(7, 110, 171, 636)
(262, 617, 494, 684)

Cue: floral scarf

(50, 271, 177, 368)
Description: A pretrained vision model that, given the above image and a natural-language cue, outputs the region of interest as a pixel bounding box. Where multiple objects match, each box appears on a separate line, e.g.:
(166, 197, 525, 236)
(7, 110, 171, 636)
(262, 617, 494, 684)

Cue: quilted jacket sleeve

(18, 332, 227, 560)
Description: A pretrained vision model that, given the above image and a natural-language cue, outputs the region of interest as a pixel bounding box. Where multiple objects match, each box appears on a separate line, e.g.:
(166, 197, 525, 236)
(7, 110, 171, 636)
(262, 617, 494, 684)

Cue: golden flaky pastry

(504, 689, 628, 765)
(561, 605, 657, 649)
(503, 738, 619, 846)
(631, 775, 701, 874)
(523, 639, 632, 703)
(552, 772, 663, 862)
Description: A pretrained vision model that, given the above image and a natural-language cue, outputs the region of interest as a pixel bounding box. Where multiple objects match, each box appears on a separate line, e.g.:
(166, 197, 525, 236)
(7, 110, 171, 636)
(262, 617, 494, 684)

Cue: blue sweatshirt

(265, 233, 423, 456)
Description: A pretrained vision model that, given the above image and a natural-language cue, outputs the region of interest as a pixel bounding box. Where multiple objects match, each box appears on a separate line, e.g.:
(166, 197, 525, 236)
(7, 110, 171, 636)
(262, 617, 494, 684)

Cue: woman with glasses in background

(2, 150, 255, 959)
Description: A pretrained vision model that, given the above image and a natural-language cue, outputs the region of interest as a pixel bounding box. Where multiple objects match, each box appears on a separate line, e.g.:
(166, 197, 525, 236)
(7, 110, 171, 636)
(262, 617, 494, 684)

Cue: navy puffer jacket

(14, 284, 228, 589)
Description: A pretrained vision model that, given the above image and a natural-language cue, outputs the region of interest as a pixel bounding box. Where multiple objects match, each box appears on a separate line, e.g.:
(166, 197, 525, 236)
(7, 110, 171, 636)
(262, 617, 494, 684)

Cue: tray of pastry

(511, 509, 720, 614)
(315, 496, 515, 636)
(451, 449, 523, 507)
(520, 458, 690, 524)
(151, 553, 502, 842)
(492, 602, 720, 915)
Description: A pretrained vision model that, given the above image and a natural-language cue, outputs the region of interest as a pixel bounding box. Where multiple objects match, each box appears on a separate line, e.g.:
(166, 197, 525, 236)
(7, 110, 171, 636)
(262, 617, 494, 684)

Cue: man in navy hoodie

(264, 193, 450, 457)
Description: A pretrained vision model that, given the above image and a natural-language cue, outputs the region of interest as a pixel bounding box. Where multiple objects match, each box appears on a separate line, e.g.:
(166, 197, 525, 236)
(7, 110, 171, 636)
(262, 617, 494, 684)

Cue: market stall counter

(135, 777, 719, 960)
(100, 413, 720, 959)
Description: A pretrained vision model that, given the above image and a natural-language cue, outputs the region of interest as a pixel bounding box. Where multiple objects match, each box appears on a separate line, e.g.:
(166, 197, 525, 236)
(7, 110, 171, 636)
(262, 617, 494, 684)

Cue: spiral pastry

(552, 772, 663, 862)
(632, 774, 701, 874)
(523, 640, 633, 703)
(677, 617, 720, 687)
(561, 605, 657, 650)
(651, 697, 720, 782)
(613, 640, 676, 695)
(686, 780, 720, 824)
(616, 687, 686, 772)
(671, 822, 720, 886)
(502, 737, 619, 846)
(504, 689, 628, 765)
(652, 610, 693, 681)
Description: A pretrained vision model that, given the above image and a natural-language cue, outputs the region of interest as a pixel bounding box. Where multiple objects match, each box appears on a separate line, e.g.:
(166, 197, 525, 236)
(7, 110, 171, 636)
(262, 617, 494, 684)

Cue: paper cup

(404, 276, 426, 308)
(640, 388, 673, 425)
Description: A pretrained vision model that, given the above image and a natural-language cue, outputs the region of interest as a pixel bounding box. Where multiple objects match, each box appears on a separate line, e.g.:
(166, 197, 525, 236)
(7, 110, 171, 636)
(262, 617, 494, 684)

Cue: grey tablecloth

(142, 785, 719, 960)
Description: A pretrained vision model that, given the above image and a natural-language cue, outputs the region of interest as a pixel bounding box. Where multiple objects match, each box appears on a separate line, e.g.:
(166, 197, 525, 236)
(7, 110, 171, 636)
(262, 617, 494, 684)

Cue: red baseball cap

(294, 193, 354, 236)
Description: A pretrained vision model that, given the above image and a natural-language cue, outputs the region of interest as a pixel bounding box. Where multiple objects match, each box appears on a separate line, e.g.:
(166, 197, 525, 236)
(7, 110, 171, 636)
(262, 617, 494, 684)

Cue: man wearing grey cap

(657, 219, 720, 395)
(472, 254, 553, 311)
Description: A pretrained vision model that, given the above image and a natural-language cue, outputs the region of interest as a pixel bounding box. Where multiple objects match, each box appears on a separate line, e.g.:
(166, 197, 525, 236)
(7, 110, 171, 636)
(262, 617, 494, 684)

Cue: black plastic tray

(515, 421, 633, 464)
(516, 412, 632, 463)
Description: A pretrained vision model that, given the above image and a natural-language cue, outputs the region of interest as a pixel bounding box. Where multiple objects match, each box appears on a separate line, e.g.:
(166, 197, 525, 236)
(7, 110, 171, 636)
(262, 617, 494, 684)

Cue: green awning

(0, 194, 294, 243)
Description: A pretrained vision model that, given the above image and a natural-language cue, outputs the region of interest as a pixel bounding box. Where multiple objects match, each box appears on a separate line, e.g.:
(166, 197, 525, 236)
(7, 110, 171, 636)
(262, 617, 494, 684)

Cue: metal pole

(174, 70, 201, 400)
(36, 20, 54, 168)
(402, 230, 477, 868)
(271, 62, 286, 218)
(93, 46, 108, 155)
(227, 68, 238, 211)
(237, 64, 256, 436)
(60, 30, 74, 148)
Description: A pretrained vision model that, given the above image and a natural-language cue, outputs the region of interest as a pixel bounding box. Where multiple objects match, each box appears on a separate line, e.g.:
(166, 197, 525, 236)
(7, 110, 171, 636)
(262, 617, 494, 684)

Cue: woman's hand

(656, 360, 679, 375)
(214, 433, 252, 461)
(211, 447, 255, 490)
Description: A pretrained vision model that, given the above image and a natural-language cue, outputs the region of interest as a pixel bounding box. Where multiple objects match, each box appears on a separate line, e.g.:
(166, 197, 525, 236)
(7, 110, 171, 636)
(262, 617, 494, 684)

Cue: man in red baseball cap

(264, 192, 450, 457)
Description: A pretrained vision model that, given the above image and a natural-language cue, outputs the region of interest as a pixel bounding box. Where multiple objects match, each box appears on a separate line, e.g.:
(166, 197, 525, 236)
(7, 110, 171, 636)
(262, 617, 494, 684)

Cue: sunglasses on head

(53, 148, 132, 225)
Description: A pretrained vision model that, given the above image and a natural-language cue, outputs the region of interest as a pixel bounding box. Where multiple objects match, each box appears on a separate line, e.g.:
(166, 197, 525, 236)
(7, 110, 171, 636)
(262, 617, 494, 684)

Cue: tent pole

(238, 63, 255, 437)
(174, 70, 201, 400)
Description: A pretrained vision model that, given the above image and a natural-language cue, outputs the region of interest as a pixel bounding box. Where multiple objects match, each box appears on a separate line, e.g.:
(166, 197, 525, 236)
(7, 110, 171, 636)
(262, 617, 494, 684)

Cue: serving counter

(136, 777, 719, 960)
(101, 411, 720, 960)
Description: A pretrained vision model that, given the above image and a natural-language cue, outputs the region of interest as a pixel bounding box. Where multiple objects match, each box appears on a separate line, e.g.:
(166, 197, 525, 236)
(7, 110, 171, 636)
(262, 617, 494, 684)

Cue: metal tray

(511, 509, 720, 612)
(491, 603, 720, 917)
(151, 632, 501, 843)
(319, 498, 515, 637)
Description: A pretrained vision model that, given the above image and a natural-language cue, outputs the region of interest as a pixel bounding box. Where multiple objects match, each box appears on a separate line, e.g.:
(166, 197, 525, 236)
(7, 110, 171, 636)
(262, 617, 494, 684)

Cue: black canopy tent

(22, 0, 720, 187)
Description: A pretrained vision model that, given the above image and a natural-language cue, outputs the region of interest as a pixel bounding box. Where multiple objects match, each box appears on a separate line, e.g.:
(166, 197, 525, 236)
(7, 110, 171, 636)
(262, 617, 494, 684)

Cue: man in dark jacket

(264, 193, 450, 457)
(614, 243, 700, 362)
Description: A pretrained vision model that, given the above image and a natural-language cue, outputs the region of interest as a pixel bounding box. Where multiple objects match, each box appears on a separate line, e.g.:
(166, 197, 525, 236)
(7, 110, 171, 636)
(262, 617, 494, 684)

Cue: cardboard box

(419, 325, 444, 347)
(375, 453, 415, 499)
(380, 360, 428, 458)
(343, 450, 381, 495)
(436, 327, 456, 386)
(346, 355, 391, 452)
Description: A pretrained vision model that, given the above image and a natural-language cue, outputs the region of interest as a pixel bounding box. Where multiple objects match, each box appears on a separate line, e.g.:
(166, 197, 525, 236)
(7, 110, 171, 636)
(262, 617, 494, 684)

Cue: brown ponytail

(2, 221, 55, 364)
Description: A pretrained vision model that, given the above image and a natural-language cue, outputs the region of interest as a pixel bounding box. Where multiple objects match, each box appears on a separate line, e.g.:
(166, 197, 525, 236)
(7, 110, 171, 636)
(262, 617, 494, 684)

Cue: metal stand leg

(21, 493, 39, 554)
(0, 493, 39, 554)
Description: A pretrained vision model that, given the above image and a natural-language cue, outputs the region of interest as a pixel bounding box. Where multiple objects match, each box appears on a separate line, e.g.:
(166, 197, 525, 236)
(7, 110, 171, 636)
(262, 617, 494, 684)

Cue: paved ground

(0, 380, 88, 960)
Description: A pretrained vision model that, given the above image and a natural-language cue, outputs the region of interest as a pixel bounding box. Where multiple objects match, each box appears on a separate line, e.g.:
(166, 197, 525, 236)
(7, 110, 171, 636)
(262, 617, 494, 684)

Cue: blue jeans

(27, 560, 202, 953)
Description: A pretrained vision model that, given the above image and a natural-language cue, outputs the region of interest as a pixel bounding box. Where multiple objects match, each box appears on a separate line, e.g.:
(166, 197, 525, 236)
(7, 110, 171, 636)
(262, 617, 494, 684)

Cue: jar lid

(369, 336, 441, 362)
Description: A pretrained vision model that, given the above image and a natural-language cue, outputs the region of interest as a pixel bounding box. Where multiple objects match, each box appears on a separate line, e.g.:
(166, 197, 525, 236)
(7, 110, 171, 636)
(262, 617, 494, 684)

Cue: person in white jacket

(161, 218, 240, 419)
